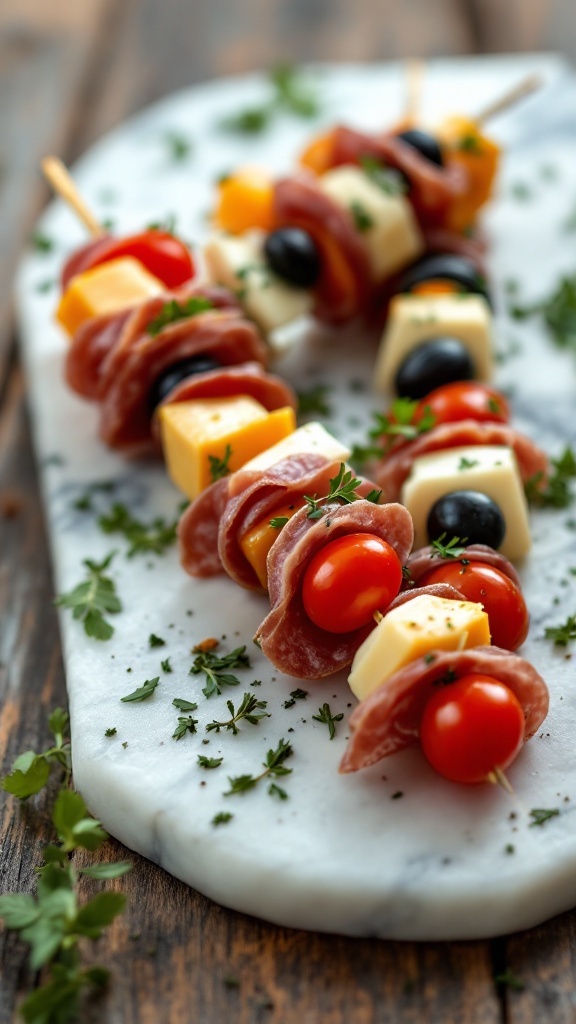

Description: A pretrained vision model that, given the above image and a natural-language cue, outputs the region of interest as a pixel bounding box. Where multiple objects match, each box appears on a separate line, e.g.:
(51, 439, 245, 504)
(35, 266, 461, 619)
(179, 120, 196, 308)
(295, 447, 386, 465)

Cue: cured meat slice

(340, 645, 549, 773)
(61, 235, 114, 290)
(386, 582, 464, 610)
(256, 500, 414, 679)
(273, 174, 373, 323)
(404, 543, 522, 590)
(178, 477, 231, 577)
(371, 420, 550, 502)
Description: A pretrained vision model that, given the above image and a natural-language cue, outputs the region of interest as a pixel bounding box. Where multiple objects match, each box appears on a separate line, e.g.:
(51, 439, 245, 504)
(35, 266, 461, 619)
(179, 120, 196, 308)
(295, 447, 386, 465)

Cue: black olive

(397, 253, 491, 306)
(148, 355, 222, 416)
(397, 128, 444, 168)
(394, 338, 475, 399)
(427, 490, 506, 550)
(264, 228, 321, 288)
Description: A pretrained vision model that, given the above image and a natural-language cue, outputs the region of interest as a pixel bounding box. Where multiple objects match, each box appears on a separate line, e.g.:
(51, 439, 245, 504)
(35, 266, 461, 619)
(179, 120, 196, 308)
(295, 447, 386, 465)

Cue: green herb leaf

(55, 553, 121, 640)
(529, 808, 560, 827)
(431, 533, 469, 559)
(146, 296, 213, 337)
(304, 463, 366, 519)
(208, 444, 233, 483)
(283, 687, 308, 709)
(206, 692, 270, 735)
(360, 156, 407, 196)
(212, 811, 233, 825)
(225, 738, 293, 796)
(544, 614, 576, 646)
(172, 698, 198, 712)
(74, 891, 126, 935)
(296, 384, 332, 417)
(270, 516, 290, 529)
(52, 790, 108, 852)
(525, 447, 576, 509)
(120, 677, 160, 703)
(161, 657, 173, 674)
(79, 861, 132, 879)
(164, 131, 192, 163)
(494, 969, 525, 990)
(369, 400, 436, 450)
(148, 633, 166, 647)
(2, 753, 50, 799)
(30, 231, 54, 253)
(198, 756, 223, 769)
(98, 503, 178, 556)
(190, 645, 251, 698)
(172, 715, 199, 740)
(312, 703, 344, 740)
(350, 200, 374, 232)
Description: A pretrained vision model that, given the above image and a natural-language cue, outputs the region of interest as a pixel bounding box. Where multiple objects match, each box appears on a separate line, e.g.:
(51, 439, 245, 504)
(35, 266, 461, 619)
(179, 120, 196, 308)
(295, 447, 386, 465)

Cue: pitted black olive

(397, 253, 491, 306)
(394, 338, 475, 399)
(264, 228, 321, 288)
(397, 128, 444, 168)
(427, 490, 506, 550)
(148, 355, 222, 416)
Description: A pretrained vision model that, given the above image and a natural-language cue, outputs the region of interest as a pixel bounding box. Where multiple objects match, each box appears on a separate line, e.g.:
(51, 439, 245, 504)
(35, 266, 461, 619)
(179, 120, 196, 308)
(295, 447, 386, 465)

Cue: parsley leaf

(55, 553, 121, 640)
(544, 614, 576, 646)
(2, 710, 72, 799)
(190, 645, 251, 698)
(312, 703, 344, 740)
(206, 693, 270, 735)
(120, 677, 160, 703)
(208, 444, 233, 483)
(146, 296, 213, 337)
(98, 503, 178, 556)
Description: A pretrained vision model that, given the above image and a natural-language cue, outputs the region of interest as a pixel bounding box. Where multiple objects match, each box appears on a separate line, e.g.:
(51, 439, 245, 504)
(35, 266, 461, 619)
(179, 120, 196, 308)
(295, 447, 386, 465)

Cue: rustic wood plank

(504, 913, 576, 1023)
(467, 0, 576, 58)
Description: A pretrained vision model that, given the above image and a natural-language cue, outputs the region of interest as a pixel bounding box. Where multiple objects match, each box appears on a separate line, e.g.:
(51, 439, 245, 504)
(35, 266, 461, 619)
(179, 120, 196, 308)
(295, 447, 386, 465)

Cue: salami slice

(66, 310, 131, 399)
(404, 543, 523, 590)
(371, 420, 550, 502)
(386, 582, 464, 610)
(178, 477, 231, 577)
(255, 500, 414, 679)
(340, 645, 549, 773)
(61, 235, 114, 290)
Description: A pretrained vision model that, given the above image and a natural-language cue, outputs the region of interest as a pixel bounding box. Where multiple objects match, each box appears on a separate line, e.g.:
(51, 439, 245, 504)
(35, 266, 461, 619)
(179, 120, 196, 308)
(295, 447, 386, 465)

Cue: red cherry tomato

(419, 560, 529, 651)
(301, 532, 402, 634)
(420, 673, 525, 784)
(61, 231, 195, 290)
(415, 382, 510, 427)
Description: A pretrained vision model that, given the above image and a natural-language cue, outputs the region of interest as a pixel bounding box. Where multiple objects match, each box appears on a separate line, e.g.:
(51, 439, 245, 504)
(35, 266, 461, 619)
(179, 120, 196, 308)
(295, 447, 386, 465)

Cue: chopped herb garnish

(30, 231, 54, 252)
(350, 200, 374, 232)
(172, 698, 198, 712)
(164, 131, 192, 163)
(349, 442, 385, 469)
(297, 384, 332, 417)
(161, 657, 173, 674)
(304, 463, 368, 519)
(172, 715, 199, 740)
(457, 134, 483, 154)
(283, 688, 308, 709)
(511, 273, 576, 354)
(208, 444, 233, 483)
(224, 738, 293, 796)
(544, 614, 576, 646)
(190, 645, 251, 698)
(104, 728, 117, 738)
(457, 456, 479, 470)
(312, 703, 344, 740)
(206, 692, 270, 735)
(360, 155, 407, 196)
(529, 808, 559, 827)
(219, 64, 321, 134)
(149, 633, 166, 648)
(369, 399, 436, 450)
(198, 755, 223, 769)
(525, 447, 576, 509)
(423, 653, 437, 665)
(212, 812, 233, 826)
(431, 533, 469, 559)
(120, 677, 160, 703)
(510, 181, 532, 201)
(270, 516, 290, 529)
(98, 504, 178, 557)
(146, 296, 213, 337)
(55, 553, 121, 641)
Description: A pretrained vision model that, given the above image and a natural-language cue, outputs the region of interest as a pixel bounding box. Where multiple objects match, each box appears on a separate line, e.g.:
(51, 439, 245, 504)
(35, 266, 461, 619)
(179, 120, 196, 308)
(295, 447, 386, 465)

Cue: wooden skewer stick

(41, 156, 105, 237)
(404, 58, 425, 126)
(475, 73, 542, 126)
(486, 766, 514, 795)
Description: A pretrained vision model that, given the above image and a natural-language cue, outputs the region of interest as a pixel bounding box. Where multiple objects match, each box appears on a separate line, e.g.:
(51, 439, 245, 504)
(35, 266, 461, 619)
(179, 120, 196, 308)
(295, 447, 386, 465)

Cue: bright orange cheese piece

(240, 500, 301, 588)
(299, 130, 336, 175)
(158, 396, 296, 500)
(438, 116, 500, 233)
(56, 256, 164, 336)
(213, 172, 276, 235)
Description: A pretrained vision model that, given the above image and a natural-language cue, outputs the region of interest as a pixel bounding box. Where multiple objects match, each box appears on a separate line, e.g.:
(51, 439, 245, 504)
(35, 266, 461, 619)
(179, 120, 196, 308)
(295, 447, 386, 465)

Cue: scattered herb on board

(190, 644, 251, 698)
(172, 698, 198, 712)
(283, 688, 308, 709)
(510, 181, 532, 201)
(369, 399, 436, 450)
(544, 614, 576, 646)
(98, 503, 178, 557)
(296, 384, 332, 417)
(198, 756, 223, 769)
(164, 130, 193, 163)
(212, 812, 233, 826)
(172, 715, 199, 740)
(494, 970, 525, 990)
(350, 200, 374, 232)
(105, 727, 117, 737)
(312, 703, 344, 740)
(161, 657, 173, 674)
(146, 296, 213, 337)
(304, 463, 381, 519)
(431, 534, 469, 559)
(206, 693, 270, 735)
(224, 738, 293, 798)
(525, 447, 576, 509)
(208, 444, 233, 483)
(2, 709, 71, 799)
(219, 64, 322, 134)
(120, 677, 160, 703)
(55, 553, 121, 641)
(30, 231, 54, 253)
(510, 273, 576, 354)
(529, 808, 560, 827)
(149, 633, 166, 648)
(360, 156, 407, 196)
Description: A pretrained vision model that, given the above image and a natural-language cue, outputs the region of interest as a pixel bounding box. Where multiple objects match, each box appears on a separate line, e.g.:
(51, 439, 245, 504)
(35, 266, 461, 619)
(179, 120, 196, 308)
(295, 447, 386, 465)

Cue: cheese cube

(400, 445, 531, 560)
(348, 594, 490, 701)
(317, 166, 424, 281)
(241, 422, 350, 475)
(240, 500, 300, 588)
(56, 257, 164, 336)
(158, 396, 296, 499)
(203, 232, 313, 336)
(374, 293, 494, 394)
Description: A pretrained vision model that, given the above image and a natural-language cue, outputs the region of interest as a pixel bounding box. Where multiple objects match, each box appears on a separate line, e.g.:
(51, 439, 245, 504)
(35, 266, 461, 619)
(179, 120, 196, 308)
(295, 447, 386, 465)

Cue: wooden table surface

(2, 1, 576, 1020)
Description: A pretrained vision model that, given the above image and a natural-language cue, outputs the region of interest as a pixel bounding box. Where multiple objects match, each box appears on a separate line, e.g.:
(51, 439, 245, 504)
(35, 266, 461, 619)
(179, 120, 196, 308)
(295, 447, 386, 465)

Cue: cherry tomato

(61, 231, 195, 290)
(301, 532, 402, 634)
(418, 560, 529, 651)
(415, 381, 510, 427)
(420, 673, 525, 784)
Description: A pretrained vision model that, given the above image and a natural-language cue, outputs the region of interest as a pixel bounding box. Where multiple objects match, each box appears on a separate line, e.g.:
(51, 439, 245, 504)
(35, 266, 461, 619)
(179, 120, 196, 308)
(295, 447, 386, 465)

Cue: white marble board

(15, 54, 576, 940)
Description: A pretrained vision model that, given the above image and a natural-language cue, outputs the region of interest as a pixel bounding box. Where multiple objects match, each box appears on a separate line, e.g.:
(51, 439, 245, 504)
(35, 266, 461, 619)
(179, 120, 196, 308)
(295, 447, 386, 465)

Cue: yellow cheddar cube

(348, 595, 490, 702)
(240, 501, 301, 588)
(56, 256, 164, 336)
(158, 396, 296, 500)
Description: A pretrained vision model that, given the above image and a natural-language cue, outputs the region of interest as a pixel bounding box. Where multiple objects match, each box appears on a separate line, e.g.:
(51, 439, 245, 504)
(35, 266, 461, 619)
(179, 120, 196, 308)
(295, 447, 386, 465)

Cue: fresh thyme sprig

(312, 703, 344, 740)
(206, 693, 270, 735)
(2, 709, 71, 799)
(431, 533, 470, 559)
(208, 444, 233, 483)
(224, 738, 293, 798)
(172, 715, 199, 740)
(525, 447, 576, 509)
(98, 503, 178, 556)
(146, 296, 213, 337)
(304, 463, 381, 519)
(369, 399, 436, 448)
(55, 553, 121, 641)
(190, 644, 251, 698)
(544, 613, 576, 646)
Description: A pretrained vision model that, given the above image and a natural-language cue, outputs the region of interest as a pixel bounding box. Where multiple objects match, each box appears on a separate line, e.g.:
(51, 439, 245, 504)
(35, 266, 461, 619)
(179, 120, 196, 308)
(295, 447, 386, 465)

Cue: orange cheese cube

(158, 396, 296, 500)
(437, 116, 500, 232)
(240, 501, 301, 588)
(56, 256, 164, 336)
(213, 171, 276, 235)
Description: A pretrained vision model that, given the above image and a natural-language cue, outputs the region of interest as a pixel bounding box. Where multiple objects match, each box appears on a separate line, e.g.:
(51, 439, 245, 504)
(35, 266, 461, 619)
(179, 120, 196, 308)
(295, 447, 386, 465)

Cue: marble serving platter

(15, 54, 576, 940)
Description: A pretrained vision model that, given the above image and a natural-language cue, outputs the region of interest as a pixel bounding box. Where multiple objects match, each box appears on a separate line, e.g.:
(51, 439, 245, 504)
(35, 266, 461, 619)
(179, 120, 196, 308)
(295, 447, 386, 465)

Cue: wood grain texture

(2, 0, 576, 1020)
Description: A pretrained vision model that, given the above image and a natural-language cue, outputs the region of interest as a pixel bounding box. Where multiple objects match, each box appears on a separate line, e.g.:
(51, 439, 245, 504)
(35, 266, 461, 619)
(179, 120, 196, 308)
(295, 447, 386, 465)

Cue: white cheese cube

(348, 594, 490, 701)
(318, 166, 424, 282)
(400, 445, 531, 560)
(374, 293, 494, 394)
(203, 232, 313, 337)
(240, 422, 350, 474)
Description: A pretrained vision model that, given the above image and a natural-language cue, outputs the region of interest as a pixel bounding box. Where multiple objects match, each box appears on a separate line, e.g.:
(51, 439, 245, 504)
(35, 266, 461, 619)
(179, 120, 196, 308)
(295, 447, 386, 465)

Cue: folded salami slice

(371, 420, 550, 502)
(340, 645, 549, 773)
(403, 543, 522, 590)
(255, 500, 414, 679)
(386, 582, 464, 610)
(273, 174, 373, 323)
(178, 477, 231, 578)
(61, 235, 114, 290)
